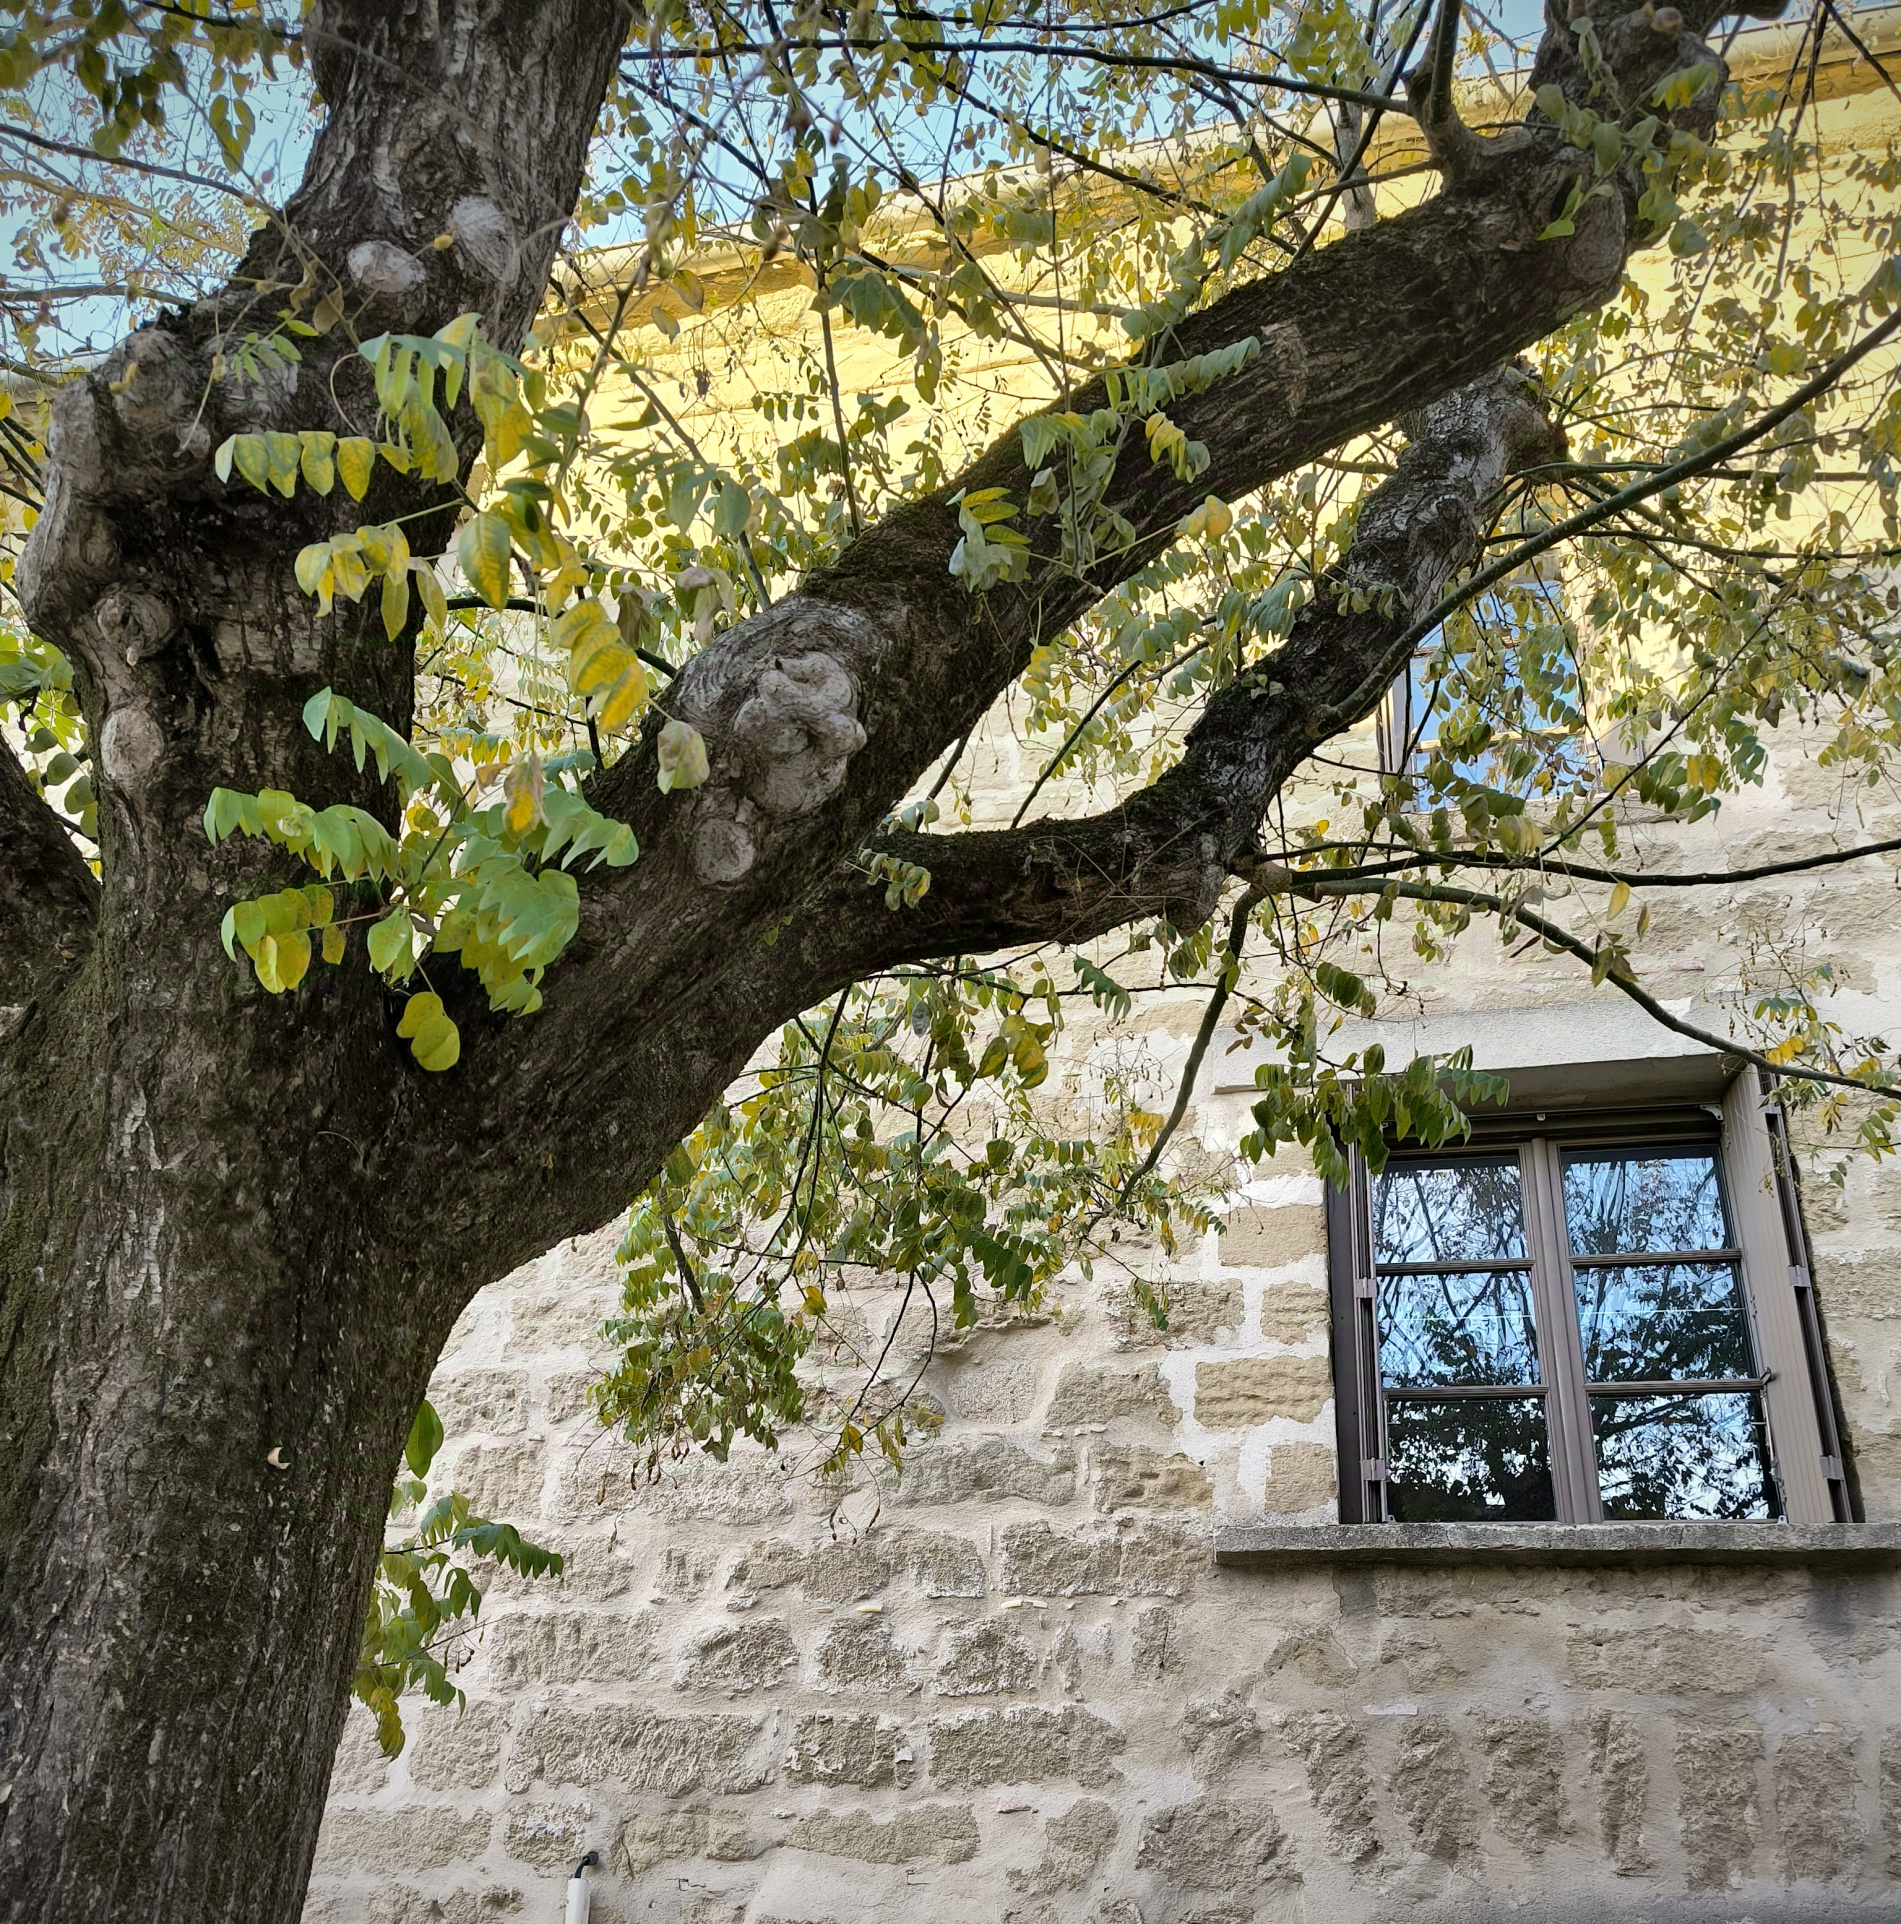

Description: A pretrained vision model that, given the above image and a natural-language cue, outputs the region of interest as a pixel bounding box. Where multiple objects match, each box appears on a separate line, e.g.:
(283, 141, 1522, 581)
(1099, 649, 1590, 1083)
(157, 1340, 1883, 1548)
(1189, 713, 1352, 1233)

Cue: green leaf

(232, 435, 270, 494)
(299, 431, 336, 495)
(405, 1399, 445, 1477)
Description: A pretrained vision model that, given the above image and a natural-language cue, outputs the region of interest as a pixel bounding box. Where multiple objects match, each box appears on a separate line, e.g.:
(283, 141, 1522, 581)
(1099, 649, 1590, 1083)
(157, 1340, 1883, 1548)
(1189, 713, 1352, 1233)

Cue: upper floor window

(1327, 1088, 1849, 1527)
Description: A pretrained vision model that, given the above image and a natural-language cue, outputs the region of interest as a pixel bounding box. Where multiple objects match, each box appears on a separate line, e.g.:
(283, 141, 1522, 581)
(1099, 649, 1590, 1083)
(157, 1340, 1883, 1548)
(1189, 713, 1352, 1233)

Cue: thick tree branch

(0, 742, 94, 1012)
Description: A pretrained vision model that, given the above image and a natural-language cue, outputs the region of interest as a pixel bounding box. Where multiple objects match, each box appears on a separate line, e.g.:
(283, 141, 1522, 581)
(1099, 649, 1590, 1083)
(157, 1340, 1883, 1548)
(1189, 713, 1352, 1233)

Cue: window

(1326, 1080, 1850, 1527)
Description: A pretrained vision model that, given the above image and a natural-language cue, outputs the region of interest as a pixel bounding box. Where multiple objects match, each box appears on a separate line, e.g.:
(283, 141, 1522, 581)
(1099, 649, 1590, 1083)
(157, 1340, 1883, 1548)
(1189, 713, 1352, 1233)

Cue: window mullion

(1522, 1137, 1603, 1524)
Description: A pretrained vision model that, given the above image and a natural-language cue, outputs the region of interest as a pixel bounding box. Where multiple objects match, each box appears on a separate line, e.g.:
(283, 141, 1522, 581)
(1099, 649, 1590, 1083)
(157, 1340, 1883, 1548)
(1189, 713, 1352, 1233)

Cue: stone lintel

(1213, 1522, 1901, 1570)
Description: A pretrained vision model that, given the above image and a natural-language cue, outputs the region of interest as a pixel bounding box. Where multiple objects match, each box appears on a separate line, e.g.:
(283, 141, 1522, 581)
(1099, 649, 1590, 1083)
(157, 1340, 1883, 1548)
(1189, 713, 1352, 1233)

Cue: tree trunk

(0, 6, 626, 1918)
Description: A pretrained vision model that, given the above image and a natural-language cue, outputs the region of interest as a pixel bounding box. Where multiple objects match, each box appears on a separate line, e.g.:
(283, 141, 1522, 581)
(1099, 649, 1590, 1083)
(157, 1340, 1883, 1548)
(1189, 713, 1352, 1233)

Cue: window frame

(1326, 1078, 1846, 1527)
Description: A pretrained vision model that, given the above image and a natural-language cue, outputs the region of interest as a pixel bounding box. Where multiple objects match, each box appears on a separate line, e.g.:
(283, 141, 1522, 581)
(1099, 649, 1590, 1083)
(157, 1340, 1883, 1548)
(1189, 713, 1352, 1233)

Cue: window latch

(1789, 1263, 1813, 1292)
(1821, 1454, 1844, 1482)
(1353, 1275, 1376, 1302)
(1362, 1457, 1386, 1482)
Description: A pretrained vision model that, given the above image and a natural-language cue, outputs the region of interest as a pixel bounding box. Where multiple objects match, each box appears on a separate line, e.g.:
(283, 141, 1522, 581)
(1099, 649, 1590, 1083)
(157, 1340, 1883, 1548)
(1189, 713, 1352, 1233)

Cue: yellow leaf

(337, 437, 377, 501)
(299, 431, 336, 495)
(503, 754, 545, 834)
(1608, 880, 1631, 919)
(232, 435, 270, 494)
(656, 718, 709, 793)
(322, 923, 346, 965)
(397, 991, 460, 1071)
(457, 510, 513, 610)
(381, 569, 410, 641)
(1200, 494, 1233, 539)
(255, 928, 310, 993)
(413, 564, 448, 634)
(263, 431, 301, 497)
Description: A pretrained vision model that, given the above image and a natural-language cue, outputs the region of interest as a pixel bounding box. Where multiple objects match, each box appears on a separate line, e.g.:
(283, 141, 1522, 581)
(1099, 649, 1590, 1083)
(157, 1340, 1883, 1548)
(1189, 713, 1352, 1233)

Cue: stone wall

(305, 1146, 1901, 1922)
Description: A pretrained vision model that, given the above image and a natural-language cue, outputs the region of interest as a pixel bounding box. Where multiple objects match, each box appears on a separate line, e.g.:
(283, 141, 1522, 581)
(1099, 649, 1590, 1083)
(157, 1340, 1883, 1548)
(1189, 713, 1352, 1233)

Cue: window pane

(1373, 1157, 1528, 1265)
(1562, 1148, 1729, 1256)
(1386, 1399, 1555, 1521)
(1590, 1393, 1777, 1520)
(1573, 1261, 1756, 1383)
(1379, 1270, 1541, 1387)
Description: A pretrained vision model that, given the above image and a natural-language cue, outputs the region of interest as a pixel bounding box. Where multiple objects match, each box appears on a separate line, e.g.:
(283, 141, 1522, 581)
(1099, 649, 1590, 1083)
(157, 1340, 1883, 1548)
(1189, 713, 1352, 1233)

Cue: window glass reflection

(1562, 1149, 1729, 1256)
(1573, 1261, 1755, 1382)
(1590, 1392, 1776, 1519)
(1386, 1399, 1556, 1521)
(1379, 1270, 1541, 1388)
(1374, 1157, 1528, 1265)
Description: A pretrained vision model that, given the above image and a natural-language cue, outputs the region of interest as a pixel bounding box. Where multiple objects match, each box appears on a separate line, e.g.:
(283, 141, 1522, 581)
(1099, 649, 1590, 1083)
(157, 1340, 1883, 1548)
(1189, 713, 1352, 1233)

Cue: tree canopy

(1, 2, 1898, 1916)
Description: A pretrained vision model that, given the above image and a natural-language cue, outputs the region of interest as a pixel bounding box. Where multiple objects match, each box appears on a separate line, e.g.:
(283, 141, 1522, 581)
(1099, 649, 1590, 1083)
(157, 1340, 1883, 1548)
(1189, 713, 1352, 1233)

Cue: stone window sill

(1213, 1521, 1901, 1570)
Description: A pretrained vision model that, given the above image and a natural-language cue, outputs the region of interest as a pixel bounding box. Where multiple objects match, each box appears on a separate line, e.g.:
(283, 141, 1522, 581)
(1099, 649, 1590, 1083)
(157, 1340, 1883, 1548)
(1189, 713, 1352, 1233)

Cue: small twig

(661, 1212, 706, 1313)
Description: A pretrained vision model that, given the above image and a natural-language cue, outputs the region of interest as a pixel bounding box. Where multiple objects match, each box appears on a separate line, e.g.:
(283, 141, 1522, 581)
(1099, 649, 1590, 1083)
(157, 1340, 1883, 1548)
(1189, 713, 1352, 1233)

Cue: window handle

(1789, 1263, 1812, 1292)
(1362, 1457, 1386, 1482)
(1354, 1275, 1375, 1301)
(1821, 1454, 1844, 1482)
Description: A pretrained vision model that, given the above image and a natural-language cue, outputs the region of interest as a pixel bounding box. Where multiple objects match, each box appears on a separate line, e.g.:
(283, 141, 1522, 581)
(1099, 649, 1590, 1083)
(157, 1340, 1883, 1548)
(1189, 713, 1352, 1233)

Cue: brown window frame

(1326, 1077, 1848, 1526)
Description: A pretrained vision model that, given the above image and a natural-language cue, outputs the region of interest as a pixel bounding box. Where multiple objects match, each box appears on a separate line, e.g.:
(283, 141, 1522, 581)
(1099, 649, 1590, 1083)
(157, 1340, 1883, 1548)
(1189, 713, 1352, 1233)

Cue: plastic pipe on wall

(565, 1851, 599, 1924)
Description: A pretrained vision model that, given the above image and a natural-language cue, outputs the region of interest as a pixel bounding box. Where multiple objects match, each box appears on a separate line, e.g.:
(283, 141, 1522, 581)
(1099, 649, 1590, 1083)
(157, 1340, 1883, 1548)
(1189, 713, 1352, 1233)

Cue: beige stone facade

(305, 725, 1901, 1922)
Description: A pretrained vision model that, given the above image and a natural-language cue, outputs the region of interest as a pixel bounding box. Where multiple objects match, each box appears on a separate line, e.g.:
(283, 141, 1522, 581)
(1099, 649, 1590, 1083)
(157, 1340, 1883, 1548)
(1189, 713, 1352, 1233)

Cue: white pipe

(564, 1875, 591, 1924)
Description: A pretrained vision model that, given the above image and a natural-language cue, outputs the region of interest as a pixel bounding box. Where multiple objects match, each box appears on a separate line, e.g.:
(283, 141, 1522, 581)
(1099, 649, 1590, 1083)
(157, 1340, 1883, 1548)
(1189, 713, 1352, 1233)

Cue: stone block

(784, 1711, 916, 1787)
(328, 1703, 391, 1795)
(616, 1805, 757, 1874)
(635, 1459, 796, 1525)
(814, 1614, 919, 1693)
(430, 1368, 529, 1436)
(1131, 1605, 1178, 1681)
(443, 1440, 547, 1518)
(1477, 1715, 1564, 1853)
(1194, 1356, 1330, 1427)
(1045, 1361, 1178, 1431)
(1883, 1729, 1901, 1876)
(543, 1370, 598, 1424)
(675, 1616, 800, 1692)
(356, 1886, 523, 1924)
(1263, 1627, 1358, 1687)
(311, 1808, 494, 1876)
(730, 1527, 985, 1601)
(485, 1610, 657, 1688)
(508, 1706, 765, 1794)
(893, 1438, 1076, 1508)
(1008, 1798, 1119, 1895)
(1093, 1445, 1212, 1513)
(405, 1698, 510, 1792)
(1814, 1250, 1901, 1322)
(1775, 1728, 1864, 1883)
(506, 1290, 612, 1355)
(1568, 1623, 1767, 1695)
(1180, 1695, 1261, 1782)
(1380, 1629, 1456, 1691)
(1391, 1716, 1475, 1862)
(928, 1704, 1127, 1787)
(786, 1802, 980, 1864)
(1220, 1204, 1326, 1269)
(935, 1619, 1039, 1696)
(1000, 1520, 1205, 1598)
(1586, 1710, 1650, 1873)
(1279, 1712, 1379, 1864)
(1262, 1442, 1336, 1515)
(501, 1799, 595, 1871)
(1113, 1276, 1246, 1345)
(942, 1359, 1039, 1422)
(1257, 1283, 1328, 1347)
(1135, 1799, 1286, 1888)
(1675, 1718, 1764, 1891)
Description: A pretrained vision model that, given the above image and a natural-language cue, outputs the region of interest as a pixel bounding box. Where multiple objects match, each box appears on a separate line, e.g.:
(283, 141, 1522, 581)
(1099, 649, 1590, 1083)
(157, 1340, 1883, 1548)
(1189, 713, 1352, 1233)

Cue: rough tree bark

(0, 1, 1781, 1918)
